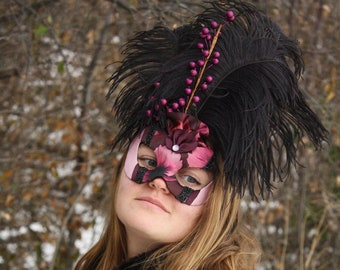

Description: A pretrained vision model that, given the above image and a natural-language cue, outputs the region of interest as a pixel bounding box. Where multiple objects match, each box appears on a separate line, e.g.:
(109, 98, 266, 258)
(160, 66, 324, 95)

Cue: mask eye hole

(139, 157, 157, 169)
(176, 169, 212, 190)
(177, 174, 200, 186)
(137, 144, 157, 170)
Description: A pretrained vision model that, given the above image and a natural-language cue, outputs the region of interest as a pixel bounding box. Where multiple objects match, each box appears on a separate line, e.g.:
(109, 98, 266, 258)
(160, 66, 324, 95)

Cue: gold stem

(184, 24, 223, 113)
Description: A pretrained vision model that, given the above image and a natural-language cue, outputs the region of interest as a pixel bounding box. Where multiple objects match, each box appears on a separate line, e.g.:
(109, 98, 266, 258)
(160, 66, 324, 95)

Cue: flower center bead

(172, 144, 180, 152)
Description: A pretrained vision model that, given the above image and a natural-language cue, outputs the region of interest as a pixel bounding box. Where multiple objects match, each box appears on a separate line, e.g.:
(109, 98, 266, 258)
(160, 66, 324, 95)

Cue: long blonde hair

(75, 157, 261, 270)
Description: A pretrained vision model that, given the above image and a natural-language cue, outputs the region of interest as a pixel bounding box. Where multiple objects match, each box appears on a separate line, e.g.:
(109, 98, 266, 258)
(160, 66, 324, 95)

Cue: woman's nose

(148, 177, 170, 193)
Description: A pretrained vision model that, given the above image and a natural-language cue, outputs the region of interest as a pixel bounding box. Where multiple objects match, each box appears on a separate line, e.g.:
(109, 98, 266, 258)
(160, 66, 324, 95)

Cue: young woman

(75, 1, 327, 269)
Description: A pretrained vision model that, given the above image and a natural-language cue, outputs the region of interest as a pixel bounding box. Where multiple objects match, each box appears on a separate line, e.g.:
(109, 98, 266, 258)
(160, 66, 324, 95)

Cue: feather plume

(107, 0, 328, 199)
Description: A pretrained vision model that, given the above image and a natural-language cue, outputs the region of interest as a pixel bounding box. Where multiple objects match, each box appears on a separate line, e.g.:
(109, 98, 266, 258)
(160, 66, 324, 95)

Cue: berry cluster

(146, 10, 235, 118)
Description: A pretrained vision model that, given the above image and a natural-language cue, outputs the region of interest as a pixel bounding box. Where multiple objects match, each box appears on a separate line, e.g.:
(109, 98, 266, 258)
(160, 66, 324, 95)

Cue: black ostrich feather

(107, 0, 328, 199)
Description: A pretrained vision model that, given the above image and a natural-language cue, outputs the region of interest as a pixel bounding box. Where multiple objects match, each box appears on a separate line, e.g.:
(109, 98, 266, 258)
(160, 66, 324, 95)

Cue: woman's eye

(176, 170, 211, 190)
(138, 157, 157, 169)
(182, 175, 200, 185)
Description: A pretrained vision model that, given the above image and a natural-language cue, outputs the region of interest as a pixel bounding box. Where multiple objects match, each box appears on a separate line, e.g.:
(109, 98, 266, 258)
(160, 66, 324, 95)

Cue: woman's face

(115, 113, 215, 256)
(115, 162, 206, 256)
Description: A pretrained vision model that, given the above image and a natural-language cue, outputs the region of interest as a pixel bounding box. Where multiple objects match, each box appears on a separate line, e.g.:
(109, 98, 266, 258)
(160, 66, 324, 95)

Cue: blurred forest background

(0, 0, 339, 269)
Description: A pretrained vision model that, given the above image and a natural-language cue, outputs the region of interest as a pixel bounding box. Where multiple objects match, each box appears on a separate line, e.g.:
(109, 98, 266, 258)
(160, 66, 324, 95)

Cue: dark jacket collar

(115, 251, 156, 270)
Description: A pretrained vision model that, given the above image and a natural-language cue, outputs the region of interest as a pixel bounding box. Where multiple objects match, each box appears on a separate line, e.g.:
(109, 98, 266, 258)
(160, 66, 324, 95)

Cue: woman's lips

(136, 196, 170, 213)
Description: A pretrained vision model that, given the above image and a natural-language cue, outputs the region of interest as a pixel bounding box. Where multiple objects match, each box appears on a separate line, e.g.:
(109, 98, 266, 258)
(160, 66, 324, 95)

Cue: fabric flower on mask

(154, 145, 182, 180)
(166, 113, 211, 151)
(165, 129, 198, 153)
(187, 145, 214, 168)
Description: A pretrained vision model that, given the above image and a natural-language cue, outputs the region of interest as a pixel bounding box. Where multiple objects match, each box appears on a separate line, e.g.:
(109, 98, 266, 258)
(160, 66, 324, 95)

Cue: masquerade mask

(124, 113, 215, 205)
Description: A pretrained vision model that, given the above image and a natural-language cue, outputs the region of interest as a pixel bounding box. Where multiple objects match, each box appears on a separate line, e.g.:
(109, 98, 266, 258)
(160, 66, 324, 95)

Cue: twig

(279, 194, 291, 270)
(298, 166, 307, 270)
(108, 0, 136, 13)
(304, 207, 328, 269)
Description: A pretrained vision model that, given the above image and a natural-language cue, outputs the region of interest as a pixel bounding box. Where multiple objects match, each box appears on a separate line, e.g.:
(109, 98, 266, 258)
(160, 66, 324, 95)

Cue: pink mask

(124, 112, 215, 205)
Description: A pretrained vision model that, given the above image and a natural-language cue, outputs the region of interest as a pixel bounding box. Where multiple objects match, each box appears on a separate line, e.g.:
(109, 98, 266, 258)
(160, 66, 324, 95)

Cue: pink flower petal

(155, 145, 182, 176)
(187, 147, 214, 168)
